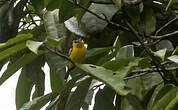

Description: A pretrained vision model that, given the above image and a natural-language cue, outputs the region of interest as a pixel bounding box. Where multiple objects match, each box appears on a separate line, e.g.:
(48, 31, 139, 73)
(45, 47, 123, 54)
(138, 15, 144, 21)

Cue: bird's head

(73, 38, 84, 48)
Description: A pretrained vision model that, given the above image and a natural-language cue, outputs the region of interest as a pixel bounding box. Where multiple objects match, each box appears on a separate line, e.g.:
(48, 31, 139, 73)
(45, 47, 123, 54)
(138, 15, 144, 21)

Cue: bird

(65, 38, 87, 79)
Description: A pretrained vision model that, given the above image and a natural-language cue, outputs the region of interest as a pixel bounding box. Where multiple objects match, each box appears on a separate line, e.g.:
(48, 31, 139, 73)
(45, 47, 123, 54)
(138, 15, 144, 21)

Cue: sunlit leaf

(19, 92, 58, 110)
(26, 40, 43, 54)
(0, 42, 26, 61)
(46, 36, 65, 47)
(153, 48, 167, 61)
(0, 33, 33, 49)
(168, 55, 178, 63)
(77, 64, 130, 95)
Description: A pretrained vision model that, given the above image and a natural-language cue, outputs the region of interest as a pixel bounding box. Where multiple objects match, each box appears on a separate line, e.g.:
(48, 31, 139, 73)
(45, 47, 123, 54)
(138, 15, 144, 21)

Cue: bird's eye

(74, 39, 82, 43)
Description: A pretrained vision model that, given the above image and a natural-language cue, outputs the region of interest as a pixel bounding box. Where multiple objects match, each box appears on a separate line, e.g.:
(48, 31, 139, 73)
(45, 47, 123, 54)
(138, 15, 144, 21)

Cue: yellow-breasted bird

(65, 39, 87, 79)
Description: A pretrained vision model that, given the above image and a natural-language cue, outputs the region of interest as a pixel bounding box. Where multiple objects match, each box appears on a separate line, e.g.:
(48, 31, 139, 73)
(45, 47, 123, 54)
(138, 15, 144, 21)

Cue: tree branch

(150, 30, 178, 39)
(155, 16, 178, 36)
(89, 0, 114, 4)
(43, 45, 75, 66)
(125, 20, 169, 83)
(67, 0, 130, 31)
(124, 66, 178, 80)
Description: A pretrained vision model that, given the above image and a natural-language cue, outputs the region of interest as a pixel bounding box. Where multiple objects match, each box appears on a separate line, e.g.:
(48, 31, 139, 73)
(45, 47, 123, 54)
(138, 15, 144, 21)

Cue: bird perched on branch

(65, 38, 87, 79)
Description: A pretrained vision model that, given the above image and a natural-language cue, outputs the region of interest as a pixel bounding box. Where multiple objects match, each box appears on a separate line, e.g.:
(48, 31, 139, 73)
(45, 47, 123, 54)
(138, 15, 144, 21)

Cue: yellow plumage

(65, 39, 87, 79)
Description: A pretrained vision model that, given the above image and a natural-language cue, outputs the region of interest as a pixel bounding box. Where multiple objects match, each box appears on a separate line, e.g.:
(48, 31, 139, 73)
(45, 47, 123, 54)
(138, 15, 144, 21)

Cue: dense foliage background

(0, 0, 178, 110)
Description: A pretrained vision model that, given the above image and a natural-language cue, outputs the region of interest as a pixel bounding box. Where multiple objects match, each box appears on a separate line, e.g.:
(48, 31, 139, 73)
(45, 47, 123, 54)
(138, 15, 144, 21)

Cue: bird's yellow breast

(68, 45, 87, 69)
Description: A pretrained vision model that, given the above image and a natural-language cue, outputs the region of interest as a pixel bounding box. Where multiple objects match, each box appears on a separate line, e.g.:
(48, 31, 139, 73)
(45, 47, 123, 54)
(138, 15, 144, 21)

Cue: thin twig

(25, 5, 38, 27)
(155, 16, 178, 36)
(125, 66, 178, 80)
(125, 20, 168, 82)
(43, 45, 75, 65)
(67, 0, 130, 31)
(151, 30, 178, 39)
(89, 0, 114, 4)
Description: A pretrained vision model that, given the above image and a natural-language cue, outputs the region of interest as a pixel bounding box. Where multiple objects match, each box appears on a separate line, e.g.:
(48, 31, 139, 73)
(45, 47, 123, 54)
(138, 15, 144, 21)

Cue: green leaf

(152, 87, 178, 110)
(156, 40, 174, 51)
(16, 67, 34, 109)
(64, 17, 87, 37)
(140, 8, 156, 35)
(43, 9, 66, 38)
(116, 45, 134, 58)
(113, 0, 122, 9)
(165, 93, 178, 110)
(26, 40, 43, 54)
(65, 78, 92, 110)
(172, 46, 178, 55)
(46, 53, 67, 92)
(58, 0, 76, 23)
(166, 0, 177, 11)
(19, 92, 58, 110)
(30, 0, 44, 11)
(93, 86, 116, 110)
(125, 94, 144, 110)
(0, 51, 44, 85)
(86, 46, 115, 58)
(147, 84, 174, 110)
(46, 36, 65, 47)
(168, 55, 178, 63)
(77, 64, 130, 95)
(82, 3, 118, 33)
(153, 48, 167, 61)
(103, 57, 143, 72)
(0, 33, 33, 49)
(0, 42, 26, 61)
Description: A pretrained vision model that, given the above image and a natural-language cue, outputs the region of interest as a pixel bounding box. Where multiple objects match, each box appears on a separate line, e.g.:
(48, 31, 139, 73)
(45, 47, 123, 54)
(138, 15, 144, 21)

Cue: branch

(150, 30, 178, 39)
(43, 45, 75, 66)
(25, 5, 38, 27)
(89, 0, 114, 4)
(124, 66, 178, 80)
(67, 0, 130, 31)
(155, 16, 178, 36)
(125, 20, 169, 83)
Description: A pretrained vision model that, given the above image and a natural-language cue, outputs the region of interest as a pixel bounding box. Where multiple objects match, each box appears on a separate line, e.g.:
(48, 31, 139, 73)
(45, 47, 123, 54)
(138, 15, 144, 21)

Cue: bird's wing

(68, 47, 73, 56)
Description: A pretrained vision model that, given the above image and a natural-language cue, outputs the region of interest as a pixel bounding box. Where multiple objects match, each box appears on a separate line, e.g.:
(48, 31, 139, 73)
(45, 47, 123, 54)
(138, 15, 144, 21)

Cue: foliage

(0, 0, 178, 110)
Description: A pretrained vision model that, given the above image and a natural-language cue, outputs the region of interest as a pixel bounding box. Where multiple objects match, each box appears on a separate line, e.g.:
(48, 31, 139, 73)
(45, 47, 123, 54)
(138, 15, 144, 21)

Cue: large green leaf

(43, 9, 66, 38)
(86, 46, 115, 58)
(19, 92, 58, 110)
(0, 42, 26, 61)
(93, 86, 116, 110)
(140, 8, 156, 35)
(64, 17, 87, 37)
(116, 45, 134, 58)
(65, 78, 92, 110)
(125, 94, 144, 110)
(82, 3, 118, 33)
(46, 53, 67, 92)
(0, 51, 44, 85)
(102, 57, 144, 72)
(152, 87, 178, 110)
(77, 64, 129, 95)
(16, 67, 34, 109)
(0, 33, 33, 49)
(147, 84, 174, 110)
(156, 40, 174, 51)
